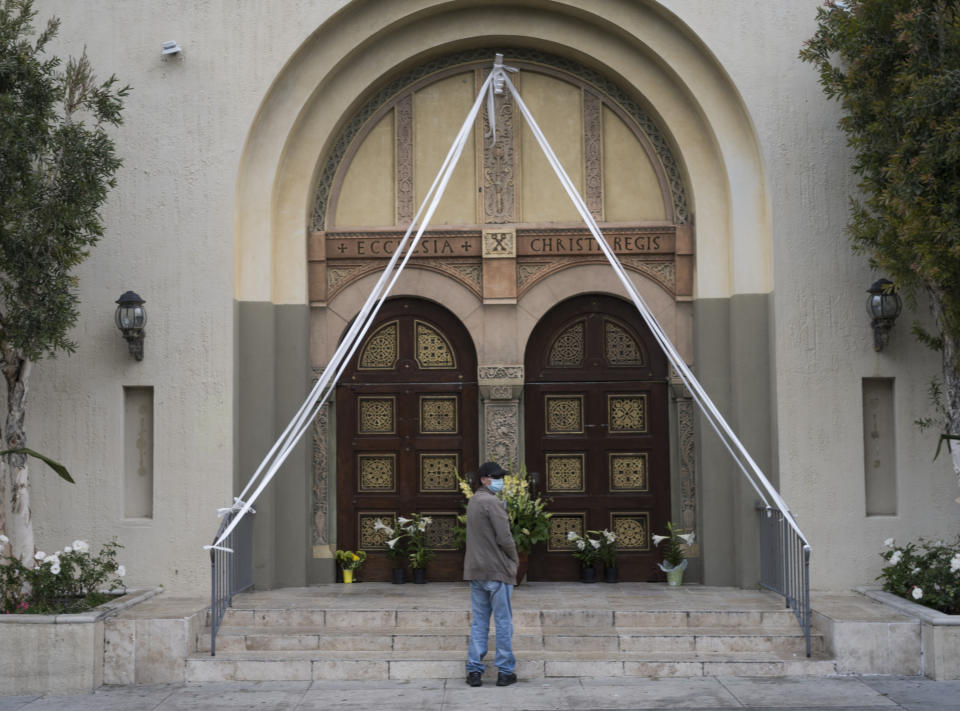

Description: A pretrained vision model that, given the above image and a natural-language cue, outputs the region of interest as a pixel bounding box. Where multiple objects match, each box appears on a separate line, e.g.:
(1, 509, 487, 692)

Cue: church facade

(24, 0, 958, 595)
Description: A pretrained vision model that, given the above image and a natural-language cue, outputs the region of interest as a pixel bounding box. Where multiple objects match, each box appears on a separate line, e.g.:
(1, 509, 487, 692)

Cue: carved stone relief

(676, 394, 698, 542)
(484, 400, 520, 470)
(490, 385, 513, 400)
(478, 365, 523, 381)
(443, 261, 483, 293)
(311, 376, 330, 550)
(481, 79, 517, 224)
(478, 364, 524, 401)
(325, 259, 482, 301)
(516, 256, 676, 296)
(482, 228, 516, 258)
(327, 265, 361, 294)
(621, 258, 676, 292)
(396, 94, 414, 224)
(583, 90, 603, 220)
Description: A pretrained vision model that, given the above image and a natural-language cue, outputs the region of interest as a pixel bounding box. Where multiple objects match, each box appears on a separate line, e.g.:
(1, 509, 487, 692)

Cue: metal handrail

(209, 509, 255, 656)
(758, 503, 812, 657)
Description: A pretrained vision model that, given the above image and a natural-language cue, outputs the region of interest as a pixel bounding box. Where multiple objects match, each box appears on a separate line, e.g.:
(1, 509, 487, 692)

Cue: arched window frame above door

(312, 47, 690, 231)
(307, 48, 695, 306)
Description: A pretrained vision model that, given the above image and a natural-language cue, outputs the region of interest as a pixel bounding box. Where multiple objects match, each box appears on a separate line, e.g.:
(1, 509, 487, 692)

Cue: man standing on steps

(463, 461, 519, 687)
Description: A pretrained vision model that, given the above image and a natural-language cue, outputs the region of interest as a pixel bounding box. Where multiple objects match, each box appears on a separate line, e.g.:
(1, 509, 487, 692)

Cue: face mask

(487, 478, 505, 493)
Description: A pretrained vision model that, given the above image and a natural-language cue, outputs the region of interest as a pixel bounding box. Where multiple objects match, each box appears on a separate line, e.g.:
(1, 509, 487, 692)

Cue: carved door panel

(524, 295, 670, 581)
(336, 299, 477, 581)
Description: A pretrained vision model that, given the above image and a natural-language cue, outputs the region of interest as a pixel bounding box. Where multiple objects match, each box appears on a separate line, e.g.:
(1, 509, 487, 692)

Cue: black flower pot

(412, 568, 427, 584)
(603, 566, 618, 583)
(580, 566, 596, 583)
(392, 567, 406, 585)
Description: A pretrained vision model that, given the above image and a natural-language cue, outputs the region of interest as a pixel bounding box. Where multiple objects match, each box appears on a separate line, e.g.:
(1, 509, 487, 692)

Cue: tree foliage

(801, 0, 960, 473)
(0, 0, 128, 556)
(0, 0, 128, 361)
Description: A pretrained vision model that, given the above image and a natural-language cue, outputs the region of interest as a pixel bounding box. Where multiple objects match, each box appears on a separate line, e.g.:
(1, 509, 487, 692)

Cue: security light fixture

(161, 40, 182, 56)
(115, 291, 146, 361)
(866, 278, 901, 352)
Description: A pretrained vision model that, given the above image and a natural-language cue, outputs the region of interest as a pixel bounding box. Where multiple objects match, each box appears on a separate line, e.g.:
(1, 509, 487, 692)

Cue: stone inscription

(323, 229, 675, 260)
(327, 235, 481, 259)
(519, 232, 673, 255)
(482, 229, 516, 258)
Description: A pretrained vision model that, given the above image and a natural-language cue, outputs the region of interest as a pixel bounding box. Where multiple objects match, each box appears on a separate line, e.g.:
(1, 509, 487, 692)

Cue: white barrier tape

(203, 545, 235, 553)
(231, 73, 498, 511)
(503, 73, 807, 544)
(485, 53, 517, 143)
(213, 54, 807, 554)
(217, 497, 256, 518)
(211, 72, 496, 550)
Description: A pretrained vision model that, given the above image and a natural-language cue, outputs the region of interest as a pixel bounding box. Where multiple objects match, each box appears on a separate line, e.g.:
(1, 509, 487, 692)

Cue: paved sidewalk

(1, 676, 958, 710)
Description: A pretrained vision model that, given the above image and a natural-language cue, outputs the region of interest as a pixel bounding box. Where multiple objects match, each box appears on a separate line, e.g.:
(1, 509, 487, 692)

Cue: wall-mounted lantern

(115, 291, 146, 360)
(866, 278, 901, 352)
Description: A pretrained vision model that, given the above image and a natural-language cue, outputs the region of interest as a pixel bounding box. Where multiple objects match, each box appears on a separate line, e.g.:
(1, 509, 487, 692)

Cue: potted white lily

(373, 518, 407, 584)
(653, 521, 695, 586)
(567, 530, 602, 582)
(399, 513, 434, 584)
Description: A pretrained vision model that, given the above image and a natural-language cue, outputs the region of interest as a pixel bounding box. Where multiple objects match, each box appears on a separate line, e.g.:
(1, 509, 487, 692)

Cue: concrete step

(217, 607, 804, 631)
(186, 648, 837, 682)
(199, 624, 822, 656)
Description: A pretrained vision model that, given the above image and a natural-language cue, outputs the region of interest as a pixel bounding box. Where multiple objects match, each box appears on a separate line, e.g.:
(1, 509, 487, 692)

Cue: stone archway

(234, 0, 777, 586)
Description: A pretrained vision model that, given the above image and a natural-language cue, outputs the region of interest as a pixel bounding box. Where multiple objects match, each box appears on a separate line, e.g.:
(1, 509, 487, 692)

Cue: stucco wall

(26, 0, 348, 594)
(22, 0, 959, 595)
(668, 0, 959, 587)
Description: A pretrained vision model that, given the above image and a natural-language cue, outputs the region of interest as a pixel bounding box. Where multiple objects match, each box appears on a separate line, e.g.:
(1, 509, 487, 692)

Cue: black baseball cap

(477, 461, 508, 479)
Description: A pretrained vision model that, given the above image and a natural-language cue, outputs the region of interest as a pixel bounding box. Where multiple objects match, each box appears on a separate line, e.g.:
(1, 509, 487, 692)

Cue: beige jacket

(463, 486, 518, 584)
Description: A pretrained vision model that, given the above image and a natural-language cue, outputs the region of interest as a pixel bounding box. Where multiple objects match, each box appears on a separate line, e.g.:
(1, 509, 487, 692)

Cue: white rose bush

(0, 536, 125, 614)
(878, 536, 960, 614)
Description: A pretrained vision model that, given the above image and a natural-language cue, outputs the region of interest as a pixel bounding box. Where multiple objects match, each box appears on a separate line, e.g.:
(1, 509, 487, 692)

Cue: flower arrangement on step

(0, 536, 126, 614)
(452, 474, 473, 551)
(373, 518, 408, 583)
(588, 529, 619, 582)
(878, 536, 960, 614)
(399, 513, 433, 582)
(334, 549, 366, 584)
(500, 466, 552, 555)
(567, 530, 601, 582)
(454, 466, 552, 557)
(653, 521, 695, 586)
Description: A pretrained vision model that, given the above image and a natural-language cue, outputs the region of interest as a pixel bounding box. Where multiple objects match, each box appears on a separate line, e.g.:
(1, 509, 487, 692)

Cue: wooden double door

(336, 298, 476, 581)
(524, 295, 671, 582)
(336, 294, 670, 582)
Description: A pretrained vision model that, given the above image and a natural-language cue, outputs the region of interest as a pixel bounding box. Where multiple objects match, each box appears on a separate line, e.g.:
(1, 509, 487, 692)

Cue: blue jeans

(466, 579, 515, 674)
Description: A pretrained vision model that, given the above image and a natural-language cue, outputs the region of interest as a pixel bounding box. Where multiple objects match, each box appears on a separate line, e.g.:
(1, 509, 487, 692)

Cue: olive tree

(801, 0, 960, 494)
(0, 0, 128, 561)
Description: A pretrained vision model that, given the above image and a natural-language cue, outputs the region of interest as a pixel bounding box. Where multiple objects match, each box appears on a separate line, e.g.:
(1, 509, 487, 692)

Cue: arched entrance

(231, 0, 780, 588)
(525, 294, 670, 581)
(336, 297, 477, 581)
